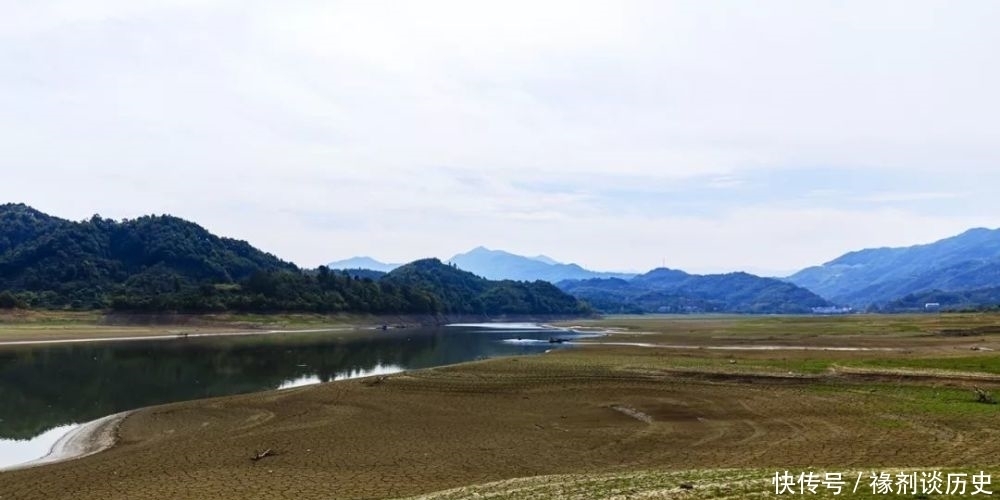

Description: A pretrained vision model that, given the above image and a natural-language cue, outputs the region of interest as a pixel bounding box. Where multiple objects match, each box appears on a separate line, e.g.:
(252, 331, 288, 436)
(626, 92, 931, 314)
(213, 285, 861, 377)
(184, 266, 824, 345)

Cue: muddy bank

(0, 313, 592, 345)
(2, 345, 997, 500)
(100, 312, 592, 328)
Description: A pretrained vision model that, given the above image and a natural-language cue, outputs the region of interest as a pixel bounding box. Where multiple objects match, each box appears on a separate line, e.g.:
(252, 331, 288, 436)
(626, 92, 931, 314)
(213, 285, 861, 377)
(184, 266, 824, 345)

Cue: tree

(0, 291, 25, 309)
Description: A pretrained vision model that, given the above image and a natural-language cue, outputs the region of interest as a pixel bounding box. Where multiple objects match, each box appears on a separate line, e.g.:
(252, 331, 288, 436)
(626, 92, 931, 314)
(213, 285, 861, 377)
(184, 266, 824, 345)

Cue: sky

(2, 0, 999, 276)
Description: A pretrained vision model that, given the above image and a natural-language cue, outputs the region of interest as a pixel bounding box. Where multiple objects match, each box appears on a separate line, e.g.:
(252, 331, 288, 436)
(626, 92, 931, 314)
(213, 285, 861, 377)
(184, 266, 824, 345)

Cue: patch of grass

(847, 355, 1000, 375)
(0, 309, 104, 326)
(803, 382, 1000, 418)
(751, 357, 834, 373)
(0, 310, 418, 342)
(569, 313, 1000, 340)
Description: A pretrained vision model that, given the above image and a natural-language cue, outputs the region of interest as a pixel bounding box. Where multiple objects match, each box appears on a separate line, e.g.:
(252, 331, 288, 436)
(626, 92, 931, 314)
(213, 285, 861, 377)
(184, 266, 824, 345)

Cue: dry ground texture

(3, 314, 1000, 499)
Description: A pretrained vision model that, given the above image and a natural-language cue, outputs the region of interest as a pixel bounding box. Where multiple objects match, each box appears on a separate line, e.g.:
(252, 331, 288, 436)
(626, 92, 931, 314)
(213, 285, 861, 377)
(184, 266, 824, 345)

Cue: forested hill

(558, 268, 830, 314)
(0, 204, 588, 316)
(882, 286, 1000, 312)
(0, 203, 297, 308)
(787, 228, 1000, 306)
(382, 259, 589, 315)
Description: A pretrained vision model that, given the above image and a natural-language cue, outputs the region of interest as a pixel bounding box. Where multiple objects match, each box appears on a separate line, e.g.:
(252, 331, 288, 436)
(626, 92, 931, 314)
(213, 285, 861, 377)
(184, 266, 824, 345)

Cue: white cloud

(856, 191, 960, 204)
(2, 1, 999, 273)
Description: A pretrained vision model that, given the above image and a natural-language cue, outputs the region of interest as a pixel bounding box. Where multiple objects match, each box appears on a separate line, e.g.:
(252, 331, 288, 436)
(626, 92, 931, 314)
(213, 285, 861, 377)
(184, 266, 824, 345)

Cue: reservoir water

(0, 323, 588, 469)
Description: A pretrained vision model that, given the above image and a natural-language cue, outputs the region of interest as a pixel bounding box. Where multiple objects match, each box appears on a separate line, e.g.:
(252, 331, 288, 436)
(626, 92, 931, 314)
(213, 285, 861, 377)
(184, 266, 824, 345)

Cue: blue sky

(2, 1, 999, 275)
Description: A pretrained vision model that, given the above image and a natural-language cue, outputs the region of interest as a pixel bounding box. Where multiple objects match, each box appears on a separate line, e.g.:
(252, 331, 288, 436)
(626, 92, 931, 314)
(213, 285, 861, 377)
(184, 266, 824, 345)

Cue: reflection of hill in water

(0, 327, 555, 440)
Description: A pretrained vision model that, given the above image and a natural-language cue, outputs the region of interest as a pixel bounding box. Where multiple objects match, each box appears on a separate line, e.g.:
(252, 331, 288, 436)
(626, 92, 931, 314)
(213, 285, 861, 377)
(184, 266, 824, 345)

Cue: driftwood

(363, 376, 387, 387)
(973, 386, 996, 404)
(250, 448, 275, 462)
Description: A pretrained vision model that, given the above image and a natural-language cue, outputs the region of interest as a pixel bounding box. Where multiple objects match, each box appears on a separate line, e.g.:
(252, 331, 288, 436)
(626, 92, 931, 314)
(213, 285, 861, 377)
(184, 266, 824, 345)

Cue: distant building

(811, 306, 853, 315)
(924, 302, 941, 311)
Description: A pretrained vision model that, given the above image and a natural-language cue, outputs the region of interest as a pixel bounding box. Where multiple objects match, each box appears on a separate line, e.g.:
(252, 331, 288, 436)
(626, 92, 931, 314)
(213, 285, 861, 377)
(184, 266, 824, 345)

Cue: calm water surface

(0, 323, 590, 469)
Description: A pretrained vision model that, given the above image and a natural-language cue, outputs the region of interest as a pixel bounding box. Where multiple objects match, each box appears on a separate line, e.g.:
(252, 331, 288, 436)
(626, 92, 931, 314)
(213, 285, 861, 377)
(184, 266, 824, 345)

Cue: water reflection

(0, 425, 78, 471)
(277, 363, 405, 390)
(0, 324, 581, 468)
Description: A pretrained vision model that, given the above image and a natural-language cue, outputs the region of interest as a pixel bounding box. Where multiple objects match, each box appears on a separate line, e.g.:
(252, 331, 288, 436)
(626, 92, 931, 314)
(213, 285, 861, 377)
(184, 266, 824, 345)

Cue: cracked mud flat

(3, 346, 1000, 499)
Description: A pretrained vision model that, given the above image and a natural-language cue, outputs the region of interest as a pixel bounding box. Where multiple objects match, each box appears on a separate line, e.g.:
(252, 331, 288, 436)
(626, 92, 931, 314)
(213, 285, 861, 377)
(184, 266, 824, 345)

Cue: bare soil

(2, 314, 1000, 499)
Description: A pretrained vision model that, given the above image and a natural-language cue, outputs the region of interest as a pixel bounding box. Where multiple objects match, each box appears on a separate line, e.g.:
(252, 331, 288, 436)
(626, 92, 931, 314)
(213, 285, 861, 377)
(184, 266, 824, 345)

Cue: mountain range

(326, 256, 400, 273)
(786, 228, 1000, 307)
(329, 246, 635, 282)
(558, 268, 830, 314)
(0, 203, 584, 316)
(448, 247, 635, 282)
(6, 202, 1000, 314)
(331, 247, 835, 314)
(328, 228, 1000, 312)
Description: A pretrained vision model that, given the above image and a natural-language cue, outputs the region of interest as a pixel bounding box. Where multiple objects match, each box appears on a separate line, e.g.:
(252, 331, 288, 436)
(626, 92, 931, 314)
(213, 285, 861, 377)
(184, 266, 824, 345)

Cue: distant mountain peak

(951, 227, 999, 242)
(531, 254, 560, 265)
(447, 247, 635, 283)
(645, 267, 688, 274)
(326, 256, 399, 273)
(457, 246, 514, 258)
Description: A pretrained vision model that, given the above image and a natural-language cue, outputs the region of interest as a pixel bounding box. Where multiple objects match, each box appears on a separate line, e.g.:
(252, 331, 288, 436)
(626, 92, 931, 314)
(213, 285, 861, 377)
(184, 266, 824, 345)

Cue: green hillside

(558, 268, 830, 314)
(0, 204, 587, 316)
(383, 259, 590, 316)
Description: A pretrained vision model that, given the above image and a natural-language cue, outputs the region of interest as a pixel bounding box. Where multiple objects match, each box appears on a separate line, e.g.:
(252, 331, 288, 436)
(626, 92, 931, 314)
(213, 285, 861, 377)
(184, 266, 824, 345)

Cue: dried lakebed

(4, 314, 999, 500)
(0, 323, 595, 470)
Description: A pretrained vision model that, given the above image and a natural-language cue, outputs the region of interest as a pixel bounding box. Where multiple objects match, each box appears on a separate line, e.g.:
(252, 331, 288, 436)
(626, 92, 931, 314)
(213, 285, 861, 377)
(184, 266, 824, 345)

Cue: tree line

(0, 204, 589, 316)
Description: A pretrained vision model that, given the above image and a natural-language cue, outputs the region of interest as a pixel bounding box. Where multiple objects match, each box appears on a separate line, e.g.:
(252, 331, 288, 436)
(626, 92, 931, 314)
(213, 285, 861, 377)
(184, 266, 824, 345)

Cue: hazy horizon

(4, 1, 999, 275)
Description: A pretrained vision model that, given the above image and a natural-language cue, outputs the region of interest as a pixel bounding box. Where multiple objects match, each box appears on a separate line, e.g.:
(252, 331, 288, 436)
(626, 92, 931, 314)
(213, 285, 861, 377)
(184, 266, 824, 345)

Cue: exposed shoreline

(3, 314, 1000, 499)
(2, 411, 130, 472)
(0, 327, 357, 347)
(0, 312, 589, 346)
(574, 341, 901, 351)
(0, 320, 583, 471)
(0, 319, 913, 470)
